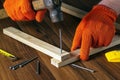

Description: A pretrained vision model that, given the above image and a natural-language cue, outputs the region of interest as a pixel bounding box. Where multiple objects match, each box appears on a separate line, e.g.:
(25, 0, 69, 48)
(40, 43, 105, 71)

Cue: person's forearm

(99, 0, 120, 15)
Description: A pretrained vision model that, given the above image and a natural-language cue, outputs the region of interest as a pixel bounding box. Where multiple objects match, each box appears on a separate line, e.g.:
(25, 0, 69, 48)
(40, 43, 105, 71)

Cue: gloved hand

(71, 5, 117, 61)
(3, 0, 46, 22)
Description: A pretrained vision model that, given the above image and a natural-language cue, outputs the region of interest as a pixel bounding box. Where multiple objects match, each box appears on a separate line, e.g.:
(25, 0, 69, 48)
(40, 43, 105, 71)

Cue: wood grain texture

(0, 9, 8, 19)
(3, 27, 120, 68)
(51, 35, 120, 67)
(0, 0, 120, 80)
(3, 27, 70, 61)
(0, 13, 120, 80)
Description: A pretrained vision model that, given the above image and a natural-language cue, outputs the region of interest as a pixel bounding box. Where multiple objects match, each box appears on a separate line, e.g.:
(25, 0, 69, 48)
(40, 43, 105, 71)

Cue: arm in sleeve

(99, 0, 120, 15)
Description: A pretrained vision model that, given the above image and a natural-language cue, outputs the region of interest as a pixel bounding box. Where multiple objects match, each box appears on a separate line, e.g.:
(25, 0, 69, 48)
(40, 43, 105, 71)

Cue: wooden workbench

(0, 0, 120, 80)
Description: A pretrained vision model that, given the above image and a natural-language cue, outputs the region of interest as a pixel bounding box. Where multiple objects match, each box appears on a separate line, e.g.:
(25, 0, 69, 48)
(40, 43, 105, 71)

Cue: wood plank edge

(3, 27, 70, 61)
(0, 9, 8, 19)
(61, 3, 87, 19)
(51, 35, 120, 68)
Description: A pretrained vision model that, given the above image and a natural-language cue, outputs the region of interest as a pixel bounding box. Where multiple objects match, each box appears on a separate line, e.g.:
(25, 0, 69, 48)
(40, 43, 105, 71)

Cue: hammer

(32, 0, 63, 23)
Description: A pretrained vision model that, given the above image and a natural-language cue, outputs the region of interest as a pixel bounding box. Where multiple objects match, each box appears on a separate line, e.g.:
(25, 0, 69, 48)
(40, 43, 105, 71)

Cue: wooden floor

(0, 0, 120, 80)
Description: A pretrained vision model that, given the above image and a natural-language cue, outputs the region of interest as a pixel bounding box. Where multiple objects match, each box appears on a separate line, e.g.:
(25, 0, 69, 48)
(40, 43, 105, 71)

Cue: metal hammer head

(48, 0, 63, 22)
(32, 0, 63, 23)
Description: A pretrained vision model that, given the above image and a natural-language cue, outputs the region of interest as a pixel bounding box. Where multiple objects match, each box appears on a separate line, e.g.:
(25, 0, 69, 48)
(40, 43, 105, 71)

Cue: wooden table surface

(0, 0, 120, 80)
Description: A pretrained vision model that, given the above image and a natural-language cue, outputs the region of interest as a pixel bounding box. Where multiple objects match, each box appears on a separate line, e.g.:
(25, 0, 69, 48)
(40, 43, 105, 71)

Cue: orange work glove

(71, 5, 117, 61)
(3, 0, 46, 22)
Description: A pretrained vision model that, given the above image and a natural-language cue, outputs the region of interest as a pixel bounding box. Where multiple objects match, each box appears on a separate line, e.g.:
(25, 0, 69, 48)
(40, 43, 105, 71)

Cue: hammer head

(46, 0, 63, 22)
(32, 0, 63, 23)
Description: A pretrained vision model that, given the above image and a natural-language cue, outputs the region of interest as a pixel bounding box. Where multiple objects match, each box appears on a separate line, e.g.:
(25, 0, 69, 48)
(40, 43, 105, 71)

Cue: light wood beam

(3, 27, 120, 68)
(0, 9, 8, 19)
(3, 27, 70, 61)
(51, 35, 120, 68)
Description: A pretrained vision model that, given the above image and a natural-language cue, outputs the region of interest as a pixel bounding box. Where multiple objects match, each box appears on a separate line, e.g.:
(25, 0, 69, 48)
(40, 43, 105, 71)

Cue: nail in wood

(59, 28, 62, 54)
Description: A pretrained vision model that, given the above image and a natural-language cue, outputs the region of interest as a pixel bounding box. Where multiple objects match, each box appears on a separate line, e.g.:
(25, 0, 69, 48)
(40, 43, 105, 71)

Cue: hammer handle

(32, 0, 45, 11)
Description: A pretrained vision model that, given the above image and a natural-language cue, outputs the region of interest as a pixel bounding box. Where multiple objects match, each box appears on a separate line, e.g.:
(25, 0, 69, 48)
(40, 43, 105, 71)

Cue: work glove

(3, 0, 46, 22)
(71, 5, 117, 61)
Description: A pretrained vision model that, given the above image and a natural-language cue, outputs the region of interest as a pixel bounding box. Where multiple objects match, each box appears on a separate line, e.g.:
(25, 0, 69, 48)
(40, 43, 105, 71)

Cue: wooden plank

(51, 35, 120, 68)
(0, 9, 8, 19)
(3, 27, 120, 68)
(3, 27, 70, 61)
(61, 3, 87, 19)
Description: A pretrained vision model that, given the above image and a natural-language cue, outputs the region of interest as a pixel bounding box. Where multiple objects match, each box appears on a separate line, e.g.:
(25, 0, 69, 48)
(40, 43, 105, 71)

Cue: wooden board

(0, 9, 8, 19)
(51, 35, 120, 68)
(1, 1, 120, 80)
(3, 27, 70, 61)
(3, 27, 120, 68)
